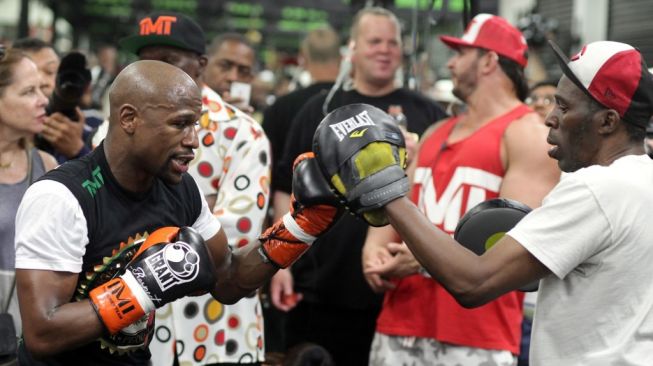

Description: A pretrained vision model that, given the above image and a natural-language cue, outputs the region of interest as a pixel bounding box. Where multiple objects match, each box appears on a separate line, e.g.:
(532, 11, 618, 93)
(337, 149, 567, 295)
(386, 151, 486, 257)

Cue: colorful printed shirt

(150, 85, 271, 365)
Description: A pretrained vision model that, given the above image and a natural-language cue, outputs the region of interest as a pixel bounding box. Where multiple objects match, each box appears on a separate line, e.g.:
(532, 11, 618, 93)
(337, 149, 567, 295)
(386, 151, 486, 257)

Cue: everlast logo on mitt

(329, 110, 376, 142)
(145, 242, 200, 291)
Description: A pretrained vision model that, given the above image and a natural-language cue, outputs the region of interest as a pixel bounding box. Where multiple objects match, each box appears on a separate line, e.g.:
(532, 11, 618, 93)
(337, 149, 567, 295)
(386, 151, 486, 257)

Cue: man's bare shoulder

(504, 111, 548, 143)
(420, 115, 452, 142)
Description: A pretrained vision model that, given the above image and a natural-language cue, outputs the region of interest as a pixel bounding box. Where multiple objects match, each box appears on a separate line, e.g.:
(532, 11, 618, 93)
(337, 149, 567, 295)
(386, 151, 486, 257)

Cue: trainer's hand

(364, 242, 421, 281)
(259, 153, 342, 268)
(362, 242, 396, 293)
(42, 108, 85, 158)
(269, 268, 302, 312)
(89, 227, 216, 334)
(313, 103, 408, 227)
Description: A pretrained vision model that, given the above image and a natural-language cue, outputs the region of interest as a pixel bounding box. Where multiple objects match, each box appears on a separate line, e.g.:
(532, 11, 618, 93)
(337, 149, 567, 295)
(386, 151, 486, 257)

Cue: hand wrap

(259, 153, 342, 268)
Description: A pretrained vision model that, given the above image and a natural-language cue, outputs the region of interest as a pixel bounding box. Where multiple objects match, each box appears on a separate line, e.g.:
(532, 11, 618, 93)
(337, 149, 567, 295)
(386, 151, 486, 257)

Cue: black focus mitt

(312, 103, 408, 226)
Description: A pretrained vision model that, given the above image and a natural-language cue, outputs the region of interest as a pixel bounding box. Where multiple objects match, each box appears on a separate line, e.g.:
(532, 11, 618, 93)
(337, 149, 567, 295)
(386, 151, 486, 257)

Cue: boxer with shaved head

(104, 61, 202, 188)
(14, 60, 339, 365)
(113, 13, 273, 365)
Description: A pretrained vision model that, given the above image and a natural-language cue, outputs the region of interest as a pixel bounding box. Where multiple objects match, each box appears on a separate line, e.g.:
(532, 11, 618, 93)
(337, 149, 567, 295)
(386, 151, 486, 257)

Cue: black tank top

(25, 143, 203, 365)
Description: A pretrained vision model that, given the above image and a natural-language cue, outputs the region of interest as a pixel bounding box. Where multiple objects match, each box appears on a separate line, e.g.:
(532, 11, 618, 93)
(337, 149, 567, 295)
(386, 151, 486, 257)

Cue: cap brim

(440, 35, 474, 50)
(548, 40, 596, 103)
(119, 34, 194, 55)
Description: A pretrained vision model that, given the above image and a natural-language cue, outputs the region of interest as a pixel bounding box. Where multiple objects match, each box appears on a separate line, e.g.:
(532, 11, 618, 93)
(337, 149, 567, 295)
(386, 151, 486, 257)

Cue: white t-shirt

(508, 154, 653, 365)
(15, 179, 221, 273)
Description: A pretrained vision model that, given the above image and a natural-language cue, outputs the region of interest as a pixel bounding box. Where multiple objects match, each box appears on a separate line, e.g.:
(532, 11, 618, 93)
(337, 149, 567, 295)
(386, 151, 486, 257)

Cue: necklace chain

(0, 150, 17, 169)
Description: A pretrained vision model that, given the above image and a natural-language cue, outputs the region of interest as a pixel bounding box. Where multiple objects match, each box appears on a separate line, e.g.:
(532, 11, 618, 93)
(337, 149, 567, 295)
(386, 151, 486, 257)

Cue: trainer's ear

(119, 104, 138, 135)
(596, 108, 620, 135)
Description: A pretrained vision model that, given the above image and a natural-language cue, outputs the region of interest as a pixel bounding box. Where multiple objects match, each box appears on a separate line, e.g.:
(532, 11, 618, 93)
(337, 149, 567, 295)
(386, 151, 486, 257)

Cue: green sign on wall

(394, 0, 465, 11)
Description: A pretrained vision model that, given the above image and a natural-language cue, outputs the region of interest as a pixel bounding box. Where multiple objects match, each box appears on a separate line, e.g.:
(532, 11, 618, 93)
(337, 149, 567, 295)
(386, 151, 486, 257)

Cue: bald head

(301, 27, 341, 64)
(108, 60, 200, 126)
(103, 60, 203, 190)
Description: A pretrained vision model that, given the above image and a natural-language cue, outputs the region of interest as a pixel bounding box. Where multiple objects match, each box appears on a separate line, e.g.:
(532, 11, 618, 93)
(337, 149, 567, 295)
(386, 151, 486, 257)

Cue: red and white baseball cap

(550, 40, 653, 128)
(440, 13, 528, 67)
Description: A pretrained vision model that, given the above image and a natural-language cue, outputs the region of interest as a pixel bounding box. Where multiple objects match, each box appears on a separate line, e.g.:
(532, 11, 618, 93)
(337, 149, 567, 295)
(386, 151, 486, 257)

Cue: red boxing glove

(259, 152, 342, 268)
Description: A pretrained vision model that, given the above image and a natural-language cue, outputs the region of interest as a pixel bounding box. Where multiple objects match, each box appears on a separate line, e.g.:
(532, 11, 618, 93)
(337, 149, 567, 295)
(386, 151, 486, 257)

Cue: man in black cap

(330, 40, 653, 364)
(119, 12, 208, 84)
(98, 12, 272, 366)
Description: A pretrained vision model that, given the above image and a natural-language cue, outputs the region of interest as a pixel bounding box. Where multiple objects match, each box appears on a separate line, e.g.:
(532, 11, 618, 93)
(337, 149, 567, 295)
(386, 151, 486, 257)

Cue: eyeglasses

(526, 94, 555, 106)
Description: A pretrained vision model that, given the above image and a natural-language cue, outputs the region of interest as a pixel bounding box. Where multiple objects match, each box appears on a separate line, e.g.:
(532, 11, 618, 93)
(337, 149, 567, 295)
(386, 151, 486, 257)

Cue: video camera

(36, 51, 92, 152)
(46, 51, 92, 121)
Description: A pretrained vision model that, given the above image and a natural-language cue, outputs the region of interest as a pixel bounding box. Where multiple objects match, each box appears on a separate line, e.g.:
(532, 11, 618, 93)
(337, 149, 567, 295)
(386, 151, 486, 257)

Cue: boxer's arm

(272, 191, 291, 221)
(268, 190, 297, 311)
(18, 230, 255, 358)
(207, 228, 277, 304)
(500, 113, 560, 208)
(208, 154, 340, 303)
(15, 182, 104, 357)
(17, 269, 104, 357)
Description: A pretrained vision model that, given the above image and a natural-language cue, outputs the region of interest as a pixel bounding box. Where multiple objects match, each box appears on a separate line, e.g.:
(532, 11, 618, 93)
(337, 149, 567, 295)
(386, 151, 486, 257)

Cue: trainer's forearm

(384, 198, 489, 303)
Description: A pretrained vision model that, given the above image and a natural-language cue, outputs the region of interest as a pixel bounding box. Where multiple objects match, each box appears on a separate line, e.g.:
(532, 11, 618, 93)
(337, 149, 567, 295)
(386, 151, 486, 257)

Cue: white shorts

(369, 333, 517, 366)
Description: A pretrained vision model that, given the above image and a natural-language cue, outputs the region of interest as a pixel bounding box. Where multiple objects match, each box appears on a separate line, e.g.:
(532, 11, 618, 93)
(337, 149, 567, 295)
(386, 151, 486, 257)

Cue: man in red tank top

(363, 14, 560, 365)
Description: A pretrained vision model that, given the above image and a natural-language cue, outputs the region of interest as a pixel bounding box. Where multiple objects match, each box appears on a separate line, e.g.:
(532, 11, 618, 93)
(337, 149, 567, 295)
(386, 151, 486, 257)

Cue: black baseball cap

(119, 12, 206, 55)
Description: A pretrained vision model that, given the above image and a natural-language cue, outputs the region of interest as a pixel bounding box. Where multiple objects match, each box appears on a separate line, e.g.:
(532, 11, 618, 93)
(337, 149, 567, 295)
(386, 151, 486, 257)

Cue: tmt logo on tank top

(413, 166, 502, 233)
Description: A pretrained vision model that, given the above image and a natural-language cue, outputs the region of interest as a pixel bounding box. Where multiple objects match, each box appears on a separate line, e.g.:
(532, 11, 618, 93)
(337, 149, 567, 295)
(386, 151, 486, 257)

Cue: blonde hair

(350, 7, 401, 42)
(300, 26, 341, 64)
(0, 48, 33, 149)
(0, 48, 27, 97)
